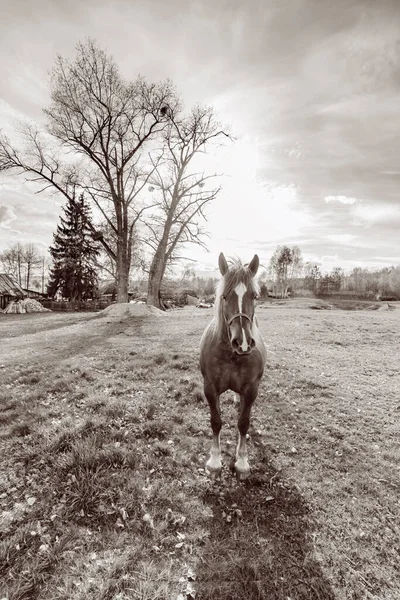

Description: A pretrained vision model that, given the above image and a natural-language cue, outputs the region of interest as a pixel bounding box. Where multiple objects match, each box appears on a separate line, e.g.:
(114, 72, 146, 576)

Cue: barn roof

(98, 280, 117, 296)
(0, 273, 27, 297)
(98, 280, 137, 296)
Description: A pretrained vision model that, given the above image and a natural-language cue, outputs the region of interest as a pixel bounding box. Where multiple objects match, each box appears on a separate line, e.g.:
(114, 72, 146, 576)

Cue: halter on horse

(199, 252, 267, 479)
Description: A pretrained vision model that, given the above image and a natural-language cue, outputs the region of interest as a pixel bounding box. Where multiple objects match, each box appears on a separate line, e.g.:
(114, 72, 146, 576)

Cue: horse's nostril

(250, 338, 256, 348)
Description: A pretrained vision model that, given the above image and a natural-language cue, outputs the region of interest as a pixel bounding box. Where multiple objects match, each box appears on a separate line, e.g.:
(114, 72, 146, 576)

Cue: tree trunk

(116, 237, 129, 303)
(26, 264, 31, 291)
(147, 274, 163, 309)
(147, 263, 164, 309)
(147, 247, 167, 309)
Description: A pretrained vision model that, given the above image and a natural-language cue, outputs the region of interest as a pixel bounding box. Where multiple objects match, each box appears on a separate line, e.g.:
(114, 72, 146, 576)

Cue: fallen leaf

(143, 513, 154, 528)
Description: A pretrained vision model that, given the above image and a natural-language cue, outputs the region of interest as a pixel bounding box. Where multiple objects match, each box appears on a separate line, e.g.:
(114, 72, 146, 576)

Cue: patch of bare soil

(101, 302, 167, 319)
(258, 298, 388, 311)
(258, 298, 332, 310)
(0, 304, 165, 367)
(329, 299, 383, 311)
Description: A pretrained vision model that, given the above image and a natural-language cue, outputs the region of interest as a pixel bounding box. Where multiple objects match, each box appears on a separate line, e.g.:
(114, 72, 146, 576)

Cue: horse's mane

(214, 258, 260, 327)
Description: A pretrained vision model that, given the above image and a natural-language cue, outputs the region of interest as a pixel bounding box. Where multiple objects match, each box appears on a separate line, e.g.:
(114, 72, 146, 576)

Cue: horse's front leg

(235, 384, 258, 480)
(204, 380, 222, 477)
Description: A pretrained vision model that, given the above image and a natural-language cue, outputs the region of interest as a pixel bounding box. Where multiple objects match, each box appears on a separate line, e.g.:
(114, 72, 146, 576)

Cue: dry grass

(0, 305, 399, 599)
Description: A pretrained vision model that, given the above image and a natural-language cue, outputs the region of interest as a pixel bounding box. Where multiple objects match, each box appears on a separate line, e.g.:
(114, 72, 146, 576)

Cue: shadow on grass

(196, 442, 335, 600)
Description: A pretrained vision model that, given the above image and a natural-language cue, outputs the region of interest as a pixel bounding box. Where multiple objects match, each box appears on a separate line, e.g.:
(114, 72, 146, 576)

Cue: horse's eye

(222, 295, 226, 301)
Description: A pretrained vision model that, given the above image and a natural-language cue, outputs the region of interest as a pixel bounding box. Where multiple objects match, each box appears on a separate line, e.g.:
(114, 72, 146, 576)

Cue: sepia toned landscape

(1, 2, 400, 599)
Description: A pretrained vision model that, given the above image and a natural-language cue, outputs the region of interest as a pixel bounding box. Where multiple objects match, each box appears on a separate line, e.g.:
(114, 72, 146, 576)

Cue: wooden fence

(40, 299, 115, 312)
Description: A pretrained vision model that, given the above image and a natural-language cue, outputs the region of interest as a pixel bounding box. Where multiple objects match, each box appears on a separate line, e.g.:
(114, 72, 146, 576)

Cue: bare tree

(23, 243, 43, 289)
(304, 263, 322, 294)
(0, 243, 43, 289)
(287, 245, 303, 293)
(0, 244, 24, 283)
(389, 266, 400, 297)
(180, 263, 196, 285)
(0, 244, 22, 284)
(0, 39, 178, 302)
(143, 106, 229, 308)
(269, 245, 303, 298)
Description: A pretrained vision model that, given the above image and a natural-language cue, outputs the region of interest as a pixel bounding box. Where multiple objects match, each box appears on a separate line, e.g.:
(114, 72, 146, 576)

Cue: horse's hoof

(234, 458, 250, 480)
(206, 459, 222, 478)
(208, 468, 222, 479)
(206, 465, 222, 479)
(206, 458, 222, 479)
(235, 468, 250, 481)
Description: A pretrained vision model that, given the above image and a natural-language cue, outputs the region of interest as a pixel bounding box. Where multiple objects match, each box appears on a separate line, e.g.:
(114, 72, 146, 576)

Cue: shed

(22, 288, 47, 300)
(0, 274, 27, 310)
(98, 280, 137, 301)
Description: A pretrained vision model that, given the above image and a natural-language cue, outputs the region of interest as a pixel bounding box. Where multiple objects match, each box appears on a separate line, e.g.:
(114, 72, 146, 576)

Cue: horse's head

(218, 252, 259, 355)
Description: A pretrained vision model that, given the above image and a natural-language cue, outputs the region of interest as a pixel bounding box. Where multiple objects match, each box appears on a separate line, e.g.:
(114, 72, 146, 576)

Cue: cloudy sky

(1, 0, 399, 275)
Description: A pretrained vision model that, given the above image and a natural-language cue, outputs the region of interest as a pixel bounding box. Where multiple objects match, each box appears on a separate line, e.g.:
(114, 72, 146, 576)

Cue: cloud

(0, 204, 17, 228)
(352, 203, 400, 227)
(326, 233, 356, 244)
(0, 177, 62, 252)
(325, 196, 358, 205)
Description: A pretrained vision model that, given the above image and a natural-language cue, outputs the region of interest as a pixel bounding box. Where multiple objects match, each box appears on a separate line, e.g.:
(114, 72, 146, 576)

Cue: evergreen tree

(48, 194, 100, 300)
(204, 277, 216, 296)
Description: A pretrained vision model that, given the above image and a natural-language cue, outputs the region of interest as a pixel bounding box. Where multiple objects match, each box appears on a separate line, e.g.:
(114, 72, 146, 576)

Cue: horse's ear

(248, 254, 259, 276)
(218, 252, 229, 276)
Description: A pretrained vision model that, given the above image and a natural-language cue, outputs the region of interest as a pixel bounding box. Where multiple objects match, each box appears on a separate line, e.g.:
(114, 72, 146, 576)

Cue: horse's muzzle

(231, 337, 256, 355)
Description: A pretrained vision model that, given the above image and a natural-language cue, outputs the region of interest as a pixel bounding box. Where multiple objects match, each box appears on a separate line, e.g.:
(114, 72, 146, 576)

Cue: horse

(199, 252, 267, 479)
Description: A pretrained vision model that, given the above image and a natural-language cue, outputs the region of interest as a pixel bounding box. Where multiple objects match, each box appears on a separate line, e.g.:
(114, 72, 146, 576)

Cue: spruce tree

(48, 194, 100, 301)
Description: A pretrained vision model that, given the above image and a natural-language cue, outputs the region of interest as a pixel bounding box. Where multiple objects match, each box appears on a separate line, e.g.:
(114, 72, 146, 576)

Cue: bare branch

(145, 104, 232, 306)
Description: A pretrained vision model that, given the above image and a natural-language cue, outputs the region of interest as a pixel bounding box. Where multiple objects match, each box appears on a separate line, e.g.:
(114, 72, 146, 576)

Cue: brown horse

(199, 252, 267, 479)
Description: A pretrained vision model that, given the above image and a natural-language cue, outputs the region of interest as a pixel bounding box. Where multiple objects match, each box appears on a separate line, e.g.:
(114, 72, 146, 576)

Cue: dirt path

(0, 310, 144, 367)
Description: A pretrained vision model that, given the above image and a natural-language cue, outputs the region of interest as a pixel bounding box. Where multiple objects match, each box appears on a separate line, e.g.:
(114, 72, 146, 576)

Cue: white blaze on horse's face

(234, 283, 249, 352)
(234, 282, 247, 313)
(224, 281, 256, 355)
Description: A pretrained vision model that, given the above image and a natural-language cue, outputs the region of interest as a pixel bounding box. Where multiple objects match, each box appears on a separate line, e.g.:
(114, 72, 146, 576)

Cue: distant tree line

(2, 235, 399, 304)
(263, 245, 400, 300)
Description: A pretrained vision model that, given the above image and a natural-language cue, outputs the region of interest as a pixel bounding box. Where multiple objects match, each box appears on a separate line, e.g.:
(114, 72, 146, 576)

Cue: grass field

(0, 303, 399, 600)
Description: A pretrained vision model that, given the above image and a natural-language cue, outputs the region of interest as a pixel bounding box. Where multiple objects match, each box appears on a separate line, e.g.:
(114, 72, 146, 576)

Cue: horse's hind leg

(235, 385, 258, 480)
(204, 381, 222, 477)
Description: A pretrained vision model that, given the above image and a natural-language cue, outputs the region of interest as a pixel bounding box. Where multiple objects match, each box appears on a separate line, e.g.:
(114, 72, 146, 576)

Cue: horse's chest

(210, 353, 263, 394)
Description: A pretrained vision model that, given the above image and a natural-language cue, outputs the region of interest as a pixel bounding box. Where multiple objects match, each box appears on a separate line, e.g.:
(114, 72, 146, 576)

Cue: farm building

(0, 274, 27, 310)
(22, 287, 47, 300)
(98, 280, 139, 302)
